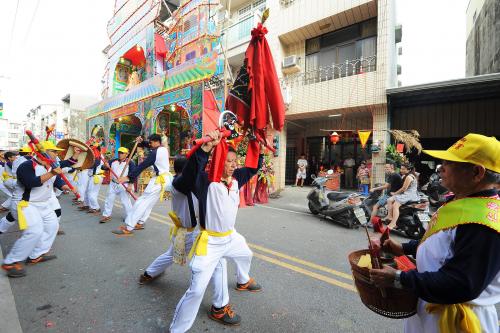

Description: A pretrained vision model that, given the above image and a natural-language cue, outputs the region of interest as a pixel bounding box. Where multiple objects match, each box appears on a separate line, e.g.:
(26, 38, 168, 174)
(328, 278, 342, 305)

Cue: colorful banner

(151, 86, 191, 109)
(358, 130, 372, 149)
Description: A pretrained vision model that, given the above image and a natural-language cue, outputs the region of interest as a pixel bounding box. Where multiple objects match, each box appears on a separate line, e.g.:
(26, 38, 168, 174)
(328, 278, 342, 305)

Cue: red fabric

(207, 139, 228, 182)
(245, 24, 285, 132)
(226, 23, 285, 168)
(202, 91, 220, 135)
(253, 179, 268, 204)
(123, 46, 146, 66)
(239, 187, 247, 208)
(244, 176, 256, 206)
(155, 34, 167, 57)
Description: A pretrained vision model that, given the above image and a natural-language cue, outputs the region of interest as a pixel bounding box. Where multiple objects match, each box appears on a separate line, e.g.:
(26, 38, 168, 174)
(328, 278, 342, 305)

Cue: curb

(0, 246, 23, 333)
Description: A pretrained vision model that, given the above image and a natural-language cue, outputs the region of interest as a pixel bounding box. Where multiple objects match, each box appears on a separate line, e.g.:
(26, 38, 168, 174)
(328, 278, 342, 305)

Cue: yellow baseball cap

(118, 147, 129, 154)
(423, 133, 500, 173)
(19, 145, 32, 153)
(40, 141, 64, 151)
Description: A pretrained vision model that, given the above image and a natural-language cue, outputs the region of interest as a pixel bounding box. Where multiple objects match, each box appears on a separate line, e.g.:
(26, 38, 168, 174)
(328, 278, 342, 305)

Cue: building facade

(220, 0, 399, 187)
(61, 94, 98, 141)
(0, 119, 23, 151)
(466, 0, 500, 76)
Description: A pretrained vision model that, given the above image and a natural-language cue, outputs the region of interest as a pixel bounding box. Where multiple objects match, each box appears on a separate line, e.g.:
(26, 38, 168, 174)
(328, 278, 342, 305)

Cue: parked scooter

(307, 174, 367, 229)
(362, 188, 430, 239)
(421, 165, 452, 208)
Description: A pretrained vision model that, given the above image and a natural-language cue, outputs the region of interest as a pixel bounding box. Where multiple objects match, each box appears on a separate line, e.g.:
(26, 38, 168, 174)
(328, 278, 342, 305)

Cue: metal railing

(282, 55, 377, 87)
(221, 14, 257, 49)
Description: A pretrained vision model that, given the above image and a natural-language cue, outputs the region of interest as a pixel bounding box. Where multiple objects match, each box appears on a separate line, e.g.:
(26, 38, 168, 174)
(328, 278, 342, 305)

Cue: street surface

(0, 186, 406, 333)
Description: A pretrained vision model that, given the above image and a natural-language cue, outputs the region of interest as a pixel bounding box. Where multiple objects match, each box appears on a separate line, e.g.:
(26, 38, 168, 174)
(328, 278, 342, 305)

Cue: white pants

(169, 231, 253, 333)
(146, 231, 229, 309)
(0, 198, 20, 233)
(85, 176, 103, 210)
(77, 172, 90, 203)
(0, 182, 12, 209)
(4, 202, 59, 264)
(103, 183, 133, 217)
(125, 177, 163, 230)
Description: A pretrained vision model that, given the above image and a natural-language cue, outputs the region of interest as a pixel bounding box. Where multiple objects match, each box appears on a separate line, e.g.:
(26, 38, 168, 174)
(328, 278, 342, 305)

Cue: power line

(8, 0, 21, 58)
(23, 0, 41, 46)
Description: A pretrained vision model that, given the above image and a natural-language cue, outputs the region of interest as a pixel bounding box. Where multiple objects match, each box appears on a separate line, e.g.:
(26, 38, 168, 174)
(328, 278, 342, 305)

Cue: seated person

(385, 163, 420, 229)
(369, 162, 403, 222)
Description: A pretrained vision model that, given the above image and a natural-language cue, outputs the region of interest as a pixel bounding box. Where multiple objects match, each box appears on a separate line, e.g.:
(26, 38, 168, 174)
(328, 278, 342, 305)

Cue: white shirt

(205, 180, 240, 233)
(344, 158, 355, 168)
(155, 146, 170, 174)
(297, 159, 308, 171)
(171, 186, 199, 228)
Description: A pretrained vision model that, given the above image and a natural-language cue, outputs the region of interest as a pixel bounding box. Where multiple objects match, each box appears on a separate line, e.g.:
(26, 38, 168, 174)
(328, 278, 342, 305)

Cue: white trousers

(0, 198, 20, 233)
(77, 172, 90, 203)
(4, 202, 59, 264)
(146, 231, 229, 309)
(85, 176, 103, 210)
(0, 182, 12, 209)
(103, 183, 133, 217)
(169, 231, 253, 333)
(125, 177, 162, 230)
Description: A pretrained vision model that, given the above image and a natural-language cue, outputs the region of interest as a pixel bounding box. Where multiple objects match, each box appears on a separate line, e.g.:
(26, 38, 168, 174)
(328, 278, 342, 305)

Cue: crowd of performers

(0, 131, 263, 332)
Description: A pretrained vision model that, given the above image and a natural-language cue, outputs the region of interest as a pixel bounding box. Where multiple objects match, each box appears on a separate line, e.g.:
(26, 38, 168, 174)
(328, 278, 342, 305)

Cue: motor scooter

(307, 174, 367, 229)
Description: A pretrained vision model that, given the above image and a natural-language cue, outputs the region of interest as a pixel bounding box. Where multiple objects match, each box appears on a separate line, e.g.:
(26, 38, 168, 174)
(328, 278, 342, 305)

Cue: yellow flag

(358, 130, 372, 149)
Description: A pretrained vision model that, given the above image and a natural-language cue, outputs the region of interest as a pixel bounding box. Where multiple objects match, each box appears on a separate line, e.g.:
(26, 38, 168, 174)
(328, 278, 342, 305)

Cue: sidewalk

(0, 246, 23, 333)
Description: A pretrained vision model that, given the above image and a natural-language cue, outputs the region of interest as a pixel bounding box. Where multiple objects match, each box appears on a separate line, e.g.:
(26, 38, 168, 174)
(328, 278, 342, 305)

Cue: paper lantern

(396, 143, 404, 153)
(330, 131, 340, 144)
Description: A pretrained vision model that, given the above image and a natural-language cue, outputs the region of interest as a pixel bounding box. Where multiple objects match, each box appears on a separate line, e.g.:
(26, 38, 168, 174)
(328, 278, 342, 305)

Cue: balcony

(281, 56, 385, 119)
(221, 11, 261, 64)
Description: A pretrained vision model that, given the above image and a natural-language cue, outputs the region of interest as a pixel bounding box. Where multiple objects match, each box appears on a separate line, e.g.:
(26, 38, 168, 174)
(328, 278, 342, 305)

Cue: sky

(0, 0, 470, 122)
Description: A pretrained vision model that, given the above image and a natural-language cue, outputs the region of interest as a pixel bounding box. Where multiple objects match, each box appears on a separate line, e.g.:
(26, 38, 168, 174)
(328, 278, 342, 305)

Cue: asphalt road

(1, 186, 405, 333)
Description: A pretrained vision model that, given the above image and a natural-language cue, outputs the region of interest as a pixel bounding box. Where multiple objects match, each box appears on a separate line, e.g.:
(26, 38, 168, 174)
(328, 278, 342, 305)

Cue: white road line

(254, 204, 311, 216)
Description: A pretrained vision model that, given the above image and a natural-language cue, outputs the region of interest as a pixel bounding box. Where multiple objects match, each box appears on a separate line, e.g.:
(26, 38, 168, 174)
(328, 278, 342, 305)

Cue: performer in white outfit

(99, 147, 135, 223)
(75, 166, 90, 208)
(169, 131, 262, 332)
(370, 134, 500, 333)
(112, 134, 172, 235)
(84, 155, 104, 214)
(0, 151, 19, 211)
(1, 141, 69, 278)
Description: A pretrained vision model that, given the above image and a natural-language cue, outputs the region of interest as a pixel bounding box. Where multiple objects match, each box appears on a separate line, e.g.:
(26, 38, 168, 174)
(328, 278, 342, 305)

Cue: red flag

(226, 23, 285, 168)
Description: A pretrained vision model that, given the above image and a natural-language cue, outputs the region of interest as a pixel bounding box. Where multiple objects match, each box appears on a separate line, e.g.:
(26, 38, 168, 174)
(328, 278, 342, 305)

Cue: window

(304, 18, 377, 82)
(238, 4, 252, 17)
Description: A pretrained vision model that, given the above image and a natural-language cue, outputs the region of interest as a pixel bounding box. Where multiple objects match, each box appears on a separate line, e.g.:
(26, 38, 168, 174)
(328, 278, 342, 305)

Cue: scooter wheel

(308, 201, 320, 215)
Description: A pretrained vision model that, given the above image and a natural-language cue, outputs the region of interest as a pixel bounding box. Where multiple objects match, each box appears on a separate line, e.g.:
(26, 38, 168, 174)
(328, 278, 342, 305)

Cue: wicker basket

(348, 249, 417, 319)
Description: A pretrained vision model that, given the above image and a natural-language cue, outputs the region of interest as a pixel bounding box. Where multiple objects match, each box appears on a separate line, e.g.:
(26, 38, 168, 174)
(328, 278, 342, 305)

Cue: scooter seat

(327, 191, 350, 201)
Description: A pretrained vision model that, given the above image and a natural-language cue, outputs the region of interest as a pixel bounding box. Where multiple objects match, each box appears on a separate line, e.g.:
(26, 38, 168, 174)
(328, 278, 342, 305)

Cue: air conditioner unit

(282, 55, 300, 74)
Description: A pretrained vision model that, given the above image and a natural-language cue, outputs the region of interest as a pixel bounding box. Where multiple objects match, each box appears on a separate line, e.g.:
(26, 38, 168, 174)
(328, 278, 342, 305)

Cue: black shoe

(138, 272, 162, 285)
(26, 254, 57, 265)
(2, 263, 26, 277)
(207, 304, 241, 326)
(235, 278, 262, 292)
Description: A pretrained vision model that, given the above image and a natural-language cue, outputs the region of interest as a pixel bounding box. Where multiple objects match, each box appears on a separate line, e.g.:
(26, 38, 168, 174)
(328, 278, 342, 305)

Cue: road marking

(248, 243, 353, 281)
(96, 194, 356, 292)
(254, 204, 311, 216)
(252, 252, 356, 292)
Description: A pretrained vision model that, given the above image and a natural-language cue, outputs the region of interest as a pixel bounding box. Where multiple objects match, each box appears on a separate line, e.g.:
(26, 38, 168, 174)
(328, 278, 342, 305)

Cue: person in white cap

(99, 146, 135, 223)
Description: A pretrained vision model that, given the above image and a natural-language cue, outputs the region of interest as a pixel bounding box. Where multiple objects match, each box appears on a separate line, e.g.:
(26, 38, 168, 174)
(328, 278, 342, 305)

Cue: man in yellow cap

(99, 147, 135, 223)
(370, 133, 500, 332)
(1, 141, 70, 277)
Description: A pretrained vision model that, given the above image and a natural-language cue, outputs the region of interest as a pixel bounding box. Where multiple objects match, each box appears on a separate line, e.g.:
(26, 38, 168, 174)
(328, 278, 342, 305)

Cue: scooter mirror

(311, 174, 316, 179)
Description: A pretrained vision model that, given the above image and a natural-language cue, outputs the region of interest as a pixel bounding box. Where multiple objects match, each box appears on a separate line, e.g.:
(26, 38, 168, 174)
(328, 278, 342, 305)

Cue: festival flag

(358, 130, 372, 149)
(225, 18, 285, 168)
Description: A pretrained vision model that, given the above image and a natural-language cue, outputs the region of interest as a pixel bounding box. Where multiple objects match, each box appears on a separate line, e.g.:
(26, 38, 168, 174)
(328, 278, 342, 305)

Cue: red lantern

(330, 131, 340, 145)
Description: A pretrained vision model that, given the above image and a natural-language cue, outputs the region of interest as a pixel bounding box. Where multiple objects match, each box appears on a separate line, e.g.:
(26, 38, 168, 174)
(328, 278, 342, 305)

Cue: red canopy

(123, 45, 146, 66)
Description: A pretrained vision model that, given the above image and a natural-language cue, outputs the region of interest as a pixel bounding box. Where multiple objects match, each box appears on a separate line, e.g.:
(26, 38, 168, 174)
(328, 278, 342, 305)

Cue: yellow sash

(2, 171, 11, 181)
(73, 171, 79, 182)
(17, 200, 29, 230)
(426, 303, 481, 333)
(188, 228, 234, 258)
(168, 211, 194, 239)
(155, 172, 172, 201)
(93, 174, 103, 184)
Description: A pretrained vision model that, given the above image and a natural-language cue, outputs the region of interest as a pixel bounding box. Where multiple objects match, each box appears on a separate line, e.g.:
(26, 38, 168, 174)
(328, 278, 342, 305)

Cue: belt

(17, 200, 29, 230)
(169, 211, 195, 240)
(188, 228, 234, 258)
(73, 171, 80, 182)
(426, 303, 481, 333)
(92, 173, 104, 184)
(155, 172, 172, 201)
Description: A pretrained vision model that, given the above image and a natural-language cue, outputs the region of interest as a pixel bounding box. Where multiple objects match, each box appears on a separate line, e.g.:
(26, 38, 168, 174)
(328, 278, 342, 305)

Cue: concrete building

(0, 119, 9, 151)
(219, 0, 400, 188)
(0, 119, 23, 151)
(61, 94, 99, 141)
(466, 0, 500, 76)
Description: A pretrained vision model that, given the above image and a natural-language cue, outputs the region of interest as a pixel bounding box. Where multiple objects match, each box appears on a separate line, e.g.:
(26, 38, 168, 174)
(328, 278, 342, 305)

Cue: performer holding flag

(112, 134, 172, 236)
(99, 147, 135, 223)
(169, 131, 263, 332)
